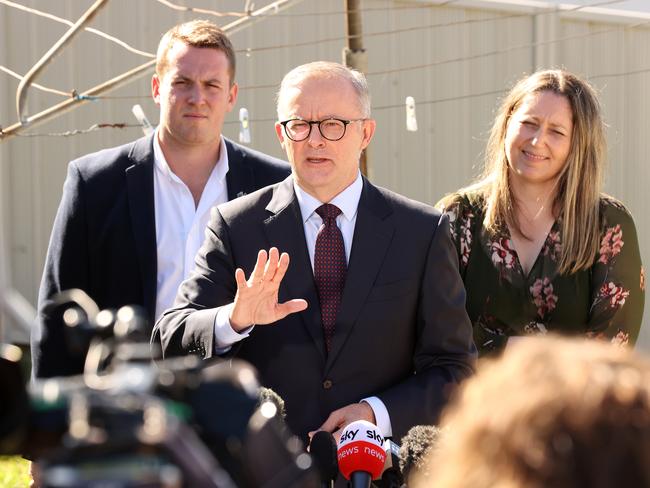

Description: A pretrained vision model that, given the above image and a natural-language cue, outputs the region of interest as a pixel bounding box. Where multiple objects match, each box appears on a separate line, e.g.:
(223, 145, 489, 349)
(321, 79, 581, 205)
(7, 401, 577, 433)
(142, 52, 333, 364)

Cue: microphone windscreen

(337, 420, 386, 480)
(310, 430, 338, 483)
(398, 425, 443, 481)
(257, 386, 287, 420)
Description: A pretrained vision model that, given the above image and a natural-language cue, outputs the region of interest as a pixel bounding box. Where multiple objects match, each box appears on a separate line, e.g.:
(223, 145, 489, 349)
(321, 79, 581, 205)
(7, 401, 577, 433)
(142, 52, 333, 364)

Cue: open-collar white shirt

(153, 129, 229, 320)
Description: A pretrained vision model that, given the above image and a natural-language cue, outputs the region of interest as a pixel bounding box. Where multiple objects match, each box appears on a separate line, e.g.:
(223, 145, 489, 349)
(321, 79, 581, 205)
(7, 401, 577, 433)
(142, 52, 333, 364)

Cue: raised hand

(229, 247, 308, 331)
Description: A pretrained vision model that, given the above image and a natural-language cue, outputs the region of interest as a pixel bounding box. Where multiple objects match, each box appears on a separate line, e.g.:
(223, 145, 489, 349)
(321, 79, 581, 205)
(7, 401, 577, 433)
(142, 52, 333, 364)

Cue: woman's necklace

(516, 178, 559, 225)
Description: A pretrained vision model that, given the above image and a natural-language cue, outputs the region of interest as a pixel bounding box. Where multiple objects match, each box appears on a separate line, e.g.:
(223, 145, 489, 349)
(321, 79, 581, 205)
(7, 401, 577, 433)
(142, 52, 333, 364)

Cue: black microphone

(178, 362, 319, 487)
(0, 344, 29, 454)
(375, 439, 402, 488)
(399, 425, 444, 485)
(310, 430, 338, 488)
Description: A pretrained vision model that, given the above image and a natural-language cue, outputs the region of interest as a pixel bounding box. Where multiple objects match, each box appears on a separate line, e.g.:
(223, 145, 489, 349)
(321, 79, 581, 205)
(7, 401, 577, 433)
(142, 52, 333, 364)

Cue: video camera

(0, 289, 319, 487)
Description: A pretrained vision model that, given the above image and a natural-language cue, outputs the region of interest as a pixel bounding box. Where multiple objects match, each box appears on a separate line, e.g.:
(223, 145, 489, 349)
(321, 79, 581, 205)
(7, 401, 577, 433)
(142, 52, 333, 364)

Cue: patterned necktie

(314, 204, 347, 352)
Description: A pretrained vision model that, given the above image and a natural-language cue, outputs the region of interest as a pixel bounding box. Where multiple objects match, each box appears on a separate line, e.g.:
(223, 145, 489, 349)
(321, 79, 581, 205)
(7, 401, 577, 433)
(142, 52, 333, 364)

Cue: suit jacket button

(323, 379, 333, 389)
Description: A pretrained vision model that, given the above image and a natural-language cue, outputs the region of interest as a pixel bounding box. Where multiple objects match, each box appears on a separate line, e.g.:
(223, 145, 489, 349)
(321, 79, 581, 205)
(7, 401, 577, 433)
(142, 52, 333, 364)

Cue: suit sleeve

(32, 161, 90, 378)
(377, 212, 477, 437)
(152, 207, 237, 359)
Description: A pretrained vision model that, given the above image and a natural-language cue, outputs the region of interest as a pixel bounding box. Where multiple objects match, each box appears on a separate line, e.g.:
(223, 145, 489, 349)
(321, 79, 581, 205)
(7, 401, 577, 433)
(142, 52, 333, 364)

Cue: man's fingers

(309, 426, 343, 445)
(271, 252, 291, 284)
(235, 268, 247, 288)
(276, 299, 308, 319)
(250, 249, 268, 283)
(262, 247, 280, 282)
(313, 404, 376, 444)
(331, 427, 344, 444)
(317, 409, 344, 435)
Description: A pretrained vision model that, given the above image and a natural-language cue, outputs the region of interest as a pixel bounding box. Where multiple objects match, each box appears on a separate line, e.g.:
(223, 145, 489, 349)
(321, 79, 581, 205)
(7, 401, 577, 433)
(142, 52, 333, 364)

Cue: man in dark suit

(153, 61, 476, 442)
(32, 20, 289, 379)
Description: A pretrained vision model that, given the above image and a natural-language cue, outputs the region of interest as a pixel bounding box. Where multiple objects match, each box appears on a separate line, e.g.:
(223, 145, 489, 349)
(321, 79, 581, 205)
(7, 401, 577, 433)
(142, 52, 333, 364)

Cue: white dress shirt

(214, 172, 392, 437)
(153, 130, 229, 320)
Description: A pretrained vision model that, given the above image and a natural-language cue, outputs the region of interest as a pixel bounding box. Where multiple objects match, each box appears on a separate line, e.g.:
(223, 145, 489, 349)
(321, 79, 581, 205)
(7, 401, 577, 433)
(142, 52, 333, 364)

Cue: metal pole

(1, 0, 304, 142)
(343, 0, 369, 176)
(16, 0, 110, 125)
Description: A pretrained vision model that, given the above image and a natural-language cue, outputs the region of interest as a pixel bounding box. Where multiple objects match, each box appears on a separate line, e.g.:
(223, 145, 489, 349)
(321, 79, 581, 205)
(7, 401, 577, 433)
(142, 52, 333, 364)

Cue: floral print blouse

(440, 192, 645, 356)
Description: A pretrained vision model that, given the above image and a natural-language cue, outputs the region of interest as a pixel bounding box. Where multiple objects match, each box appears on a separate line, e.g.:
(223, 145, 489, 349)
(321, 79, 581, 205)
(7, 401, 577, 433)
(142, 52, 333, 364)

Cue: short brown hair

(424, 336, 650, 488)
(156, 19, 236, 84)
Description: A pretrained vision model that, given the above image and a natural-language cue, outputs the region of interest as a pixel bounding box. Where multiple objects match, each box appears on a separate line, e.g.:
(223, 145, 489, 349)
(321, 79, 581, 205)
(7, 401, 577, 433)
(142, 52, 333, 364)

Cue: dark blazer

(153, 176, 476, 441)
(32, 134, 290, 378)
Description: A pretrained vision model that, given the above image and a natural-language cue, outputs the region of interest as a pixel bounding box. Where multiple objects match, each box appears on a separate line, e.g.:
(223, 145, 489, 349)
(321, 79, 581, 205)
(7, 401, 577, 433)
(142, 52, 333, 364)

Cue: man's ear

(226, 82, 239, 112)
(275, 121, 285, 144)
(152, 74, 161, 104)
(360, 118, 376, 150)
(275, 121, 291, 156)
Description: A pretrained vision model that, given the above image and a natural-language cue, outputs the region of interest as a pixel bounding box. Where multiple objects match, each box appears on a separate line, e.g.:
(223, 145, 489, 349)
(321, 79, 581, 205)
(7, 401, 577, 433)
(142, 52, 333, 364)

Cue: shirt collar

(152, 128, 229, 184)
(294, 171, 363, 223)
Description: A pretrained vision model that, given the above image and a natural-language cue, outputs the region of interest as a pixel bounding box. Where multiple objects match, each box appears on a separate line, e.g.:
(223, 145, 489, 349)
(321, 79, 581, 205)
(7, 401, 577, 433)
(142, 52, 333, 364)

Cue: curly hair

(424, 336, 650, 488)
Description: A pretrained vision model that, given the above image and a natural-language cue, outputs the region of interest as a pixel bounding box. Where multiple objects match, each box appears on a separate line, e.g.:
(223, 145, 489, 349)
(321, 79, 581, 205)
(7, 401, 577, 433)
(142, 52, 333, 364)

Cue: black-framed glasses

(279, 118, 366, 142)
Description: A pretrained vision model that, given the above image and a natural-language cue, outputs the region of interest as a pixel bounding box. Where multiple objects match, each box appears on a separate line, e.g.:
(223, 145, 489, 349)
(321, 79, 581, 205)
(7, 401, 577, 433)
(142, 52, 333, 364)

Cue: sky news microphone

(375, 439, 403, 488)
(399, 425, 444, 485)
(310, 430, 338, 488)
(337, 420, 386, 488)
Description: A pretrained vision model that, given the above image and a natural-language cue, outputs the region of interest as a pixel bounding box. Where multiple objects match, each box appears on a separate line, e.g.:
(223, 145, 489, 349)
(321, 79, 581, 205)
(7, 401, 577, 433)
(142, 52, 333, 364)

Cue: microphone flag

(336, 420, 386, 481)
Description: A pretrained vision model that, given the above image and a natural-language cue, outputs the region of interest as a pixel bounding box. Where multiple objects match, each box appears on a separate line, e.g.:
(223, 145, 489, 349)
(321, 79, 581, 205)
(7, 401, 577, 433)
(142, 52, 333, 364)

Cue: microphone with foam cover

(256, 386, 287, 420)
(399, 425, 444, 484)
(337, 420, 386, 488)
(310, 430, 338, 488)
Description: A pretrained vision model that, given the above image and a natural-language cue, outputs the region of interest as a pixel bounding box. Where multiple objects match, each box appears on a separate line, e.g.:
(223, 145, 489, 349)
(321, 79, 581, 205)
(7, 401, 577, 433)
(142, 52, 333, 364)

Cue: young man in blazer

(154, 62, 476, 442)
(32, 20, 290, 379)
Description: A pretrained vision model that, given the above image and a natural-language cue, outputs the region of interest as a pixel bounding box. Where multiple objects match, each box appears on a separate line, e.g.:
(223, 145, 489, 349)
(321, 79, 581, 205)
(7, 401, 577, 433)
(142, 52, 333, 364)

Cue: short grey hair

(276, 61, 371, 119)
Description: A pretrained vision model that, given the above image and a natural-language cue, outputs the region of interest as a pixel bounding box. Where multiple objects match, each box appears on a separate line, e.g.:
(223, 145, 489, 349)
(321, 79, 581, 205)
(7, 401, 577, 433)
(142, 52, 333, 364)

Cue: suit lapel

(326, 179, 394, 370)
(263, 178, 327, 361)
(125, 135, 157, 322)
(225, 139, 255, 200)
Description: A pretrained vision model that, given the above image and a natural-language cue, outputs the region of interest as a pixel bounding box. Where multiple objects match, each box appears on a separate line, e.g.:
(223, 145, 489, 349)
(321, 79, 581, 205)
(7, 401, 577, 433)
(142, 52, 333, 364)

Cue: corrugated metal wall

(1, 0, 648, 350)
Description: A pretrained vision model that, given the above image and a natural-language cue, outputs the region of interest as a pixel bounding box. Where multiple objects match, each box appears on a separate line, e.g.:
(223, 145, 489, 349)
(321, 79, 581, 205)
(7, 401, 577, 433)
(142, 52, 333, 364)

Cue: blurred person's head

(422, 336, 650, 488)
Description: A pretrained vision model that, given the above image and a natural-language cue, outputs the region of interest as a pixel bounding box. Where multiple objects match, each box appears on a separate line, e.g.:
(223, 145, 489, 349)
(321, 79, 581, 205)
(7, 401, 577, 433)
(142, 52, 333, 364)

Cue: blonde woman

(438, 69, 644, 356)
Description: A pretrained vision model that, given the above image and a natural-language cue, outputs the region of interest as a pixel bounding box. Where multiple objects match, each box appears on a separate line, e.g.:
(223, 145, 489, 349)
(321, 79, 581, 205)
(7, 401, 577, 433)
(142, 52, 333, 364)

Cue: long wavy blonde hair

(443, 69, 605, 275)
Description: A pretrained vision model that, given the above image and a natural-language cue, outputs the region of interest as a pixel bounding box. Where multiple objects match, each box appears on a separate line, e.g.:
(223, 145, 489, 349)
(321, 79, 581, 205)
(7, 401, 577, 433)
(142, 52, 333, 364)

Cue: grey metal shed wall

(0, 0, 648, 349)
